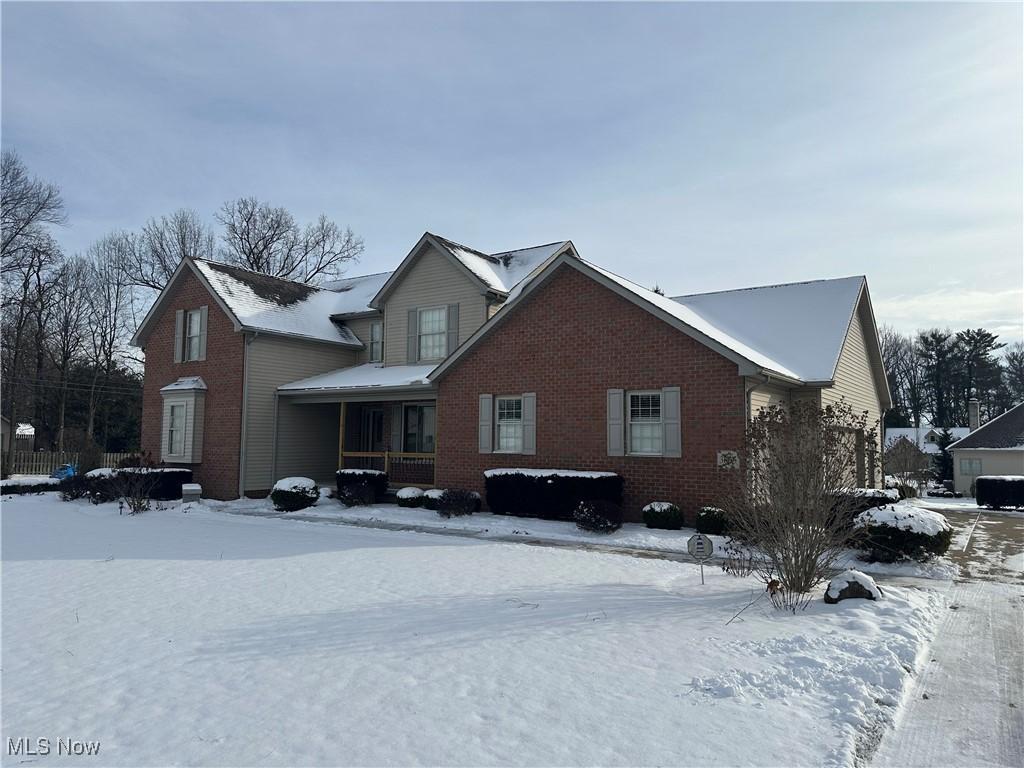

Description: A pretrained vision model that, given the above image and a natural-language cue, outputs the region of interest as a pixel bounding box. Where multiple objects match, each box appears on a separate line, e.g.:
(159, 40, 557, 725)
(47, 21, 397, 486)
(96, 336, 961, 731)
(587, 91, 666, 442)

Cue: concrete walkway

(872, 508, 1024, 768)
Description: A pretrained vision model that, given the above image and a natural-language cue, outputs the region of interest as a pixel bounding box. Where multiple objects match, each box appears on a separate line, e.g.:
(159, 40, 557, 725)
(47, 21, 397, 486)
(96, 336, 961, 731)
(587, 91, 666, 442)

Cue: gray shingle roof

(949, 402, 1024, 450)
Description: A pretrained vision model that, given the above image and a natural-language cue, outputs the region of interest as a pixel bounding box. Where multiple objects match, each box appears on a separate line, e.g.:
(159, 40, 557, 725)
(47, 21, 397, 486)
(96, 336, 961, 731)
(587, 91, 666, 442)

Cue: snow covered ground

(0, 473, 59, 487)
(1, 493, 946, 767)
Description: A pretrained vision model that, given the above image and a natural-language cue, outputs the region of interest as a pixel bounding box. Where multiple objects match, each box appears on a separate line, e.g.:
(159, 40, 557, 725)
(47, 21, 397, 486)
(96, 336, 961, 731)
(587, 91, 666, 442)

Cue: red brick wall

(435, 265, 747, 523)
(140, 269, 245, 499)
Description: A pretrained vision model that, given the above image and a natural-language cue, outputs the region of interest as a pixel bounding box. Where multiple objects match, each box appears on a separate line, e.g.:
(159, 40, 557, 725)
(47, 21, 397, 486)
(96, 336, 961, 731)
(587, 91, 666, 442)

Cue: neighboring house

(134, 231, 890, 520)
(884, 426, 970, 456)
(949, 402, 1024, 495)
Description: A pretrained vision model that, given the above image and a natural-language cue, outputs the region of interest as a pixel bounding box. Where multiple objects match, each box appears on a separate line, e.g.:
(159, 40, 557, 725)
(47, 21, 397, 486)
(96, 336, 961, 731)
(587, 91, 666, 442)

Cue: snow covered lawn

(0, 473, 59, 487)
(3, 494, 944, 766)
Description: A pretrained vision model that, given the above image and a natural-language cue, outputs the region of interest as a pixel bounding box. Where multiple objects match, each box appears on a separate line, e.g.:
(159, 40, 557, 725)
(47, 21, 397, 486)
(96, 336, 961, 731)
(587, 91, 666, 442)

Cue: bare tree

(716, 399, 878, 611)
(216, 197, 363, 284)
(45, 256, 90, 450)
(121, 209, 214, 290)
(83, 235, 133, 441)
(1, 150, 65, 274)
(1, 236, 60, 472)
(883, 436, 930, 495)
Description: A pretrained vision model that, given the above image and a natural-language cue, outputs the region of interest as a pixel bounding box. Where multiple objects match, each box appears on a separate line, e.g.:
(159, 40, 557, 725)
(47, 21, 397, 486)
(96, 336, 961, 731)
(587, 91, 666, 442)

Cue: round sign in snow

(687, 533, 714, 561)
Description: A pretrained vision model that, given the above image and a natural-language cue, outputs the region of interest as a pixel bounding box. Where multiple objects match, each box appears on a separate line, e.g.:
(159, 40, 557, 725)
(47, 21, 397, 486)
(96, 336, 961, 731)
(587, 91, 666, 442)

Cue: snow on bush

(574, 499, 623, 534)
(642, 501, 683, 530)
(695, 505, 730, 535)
(825, 569, 882, 603)
(855, 505, 953, 563)
(335, 469, 387, 501)
(271, 477, 320, 512)
(422, 488, 445, 511)
(396, 487, 424, 508)
(483, 469, 623, 521)
(437, 489, 480, 518)
(86, 468, 115, 478)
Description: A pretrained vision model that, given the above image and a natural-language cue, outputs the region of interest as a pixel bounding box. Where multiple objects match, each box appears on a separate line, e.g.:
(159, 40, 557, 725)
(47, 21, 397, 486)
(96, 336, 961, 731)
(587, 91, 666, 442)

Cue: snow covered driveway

(3, 496, 943, 767)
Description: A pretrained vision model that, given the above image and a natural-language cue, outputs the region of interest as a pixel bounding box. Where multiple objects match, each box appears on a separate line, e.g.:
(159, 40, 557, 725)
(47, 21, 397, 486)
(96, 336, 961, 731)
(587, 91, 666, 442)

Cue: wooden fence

(6, 451, 133, 476)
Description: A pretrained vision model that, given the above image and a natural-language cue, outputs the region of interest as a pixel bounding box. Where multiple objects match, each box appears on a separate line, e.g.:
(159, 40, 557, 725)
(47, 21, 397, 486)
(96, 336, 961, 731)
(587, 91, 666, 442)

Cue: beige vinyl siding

(383, 244, 488, 366)
(749, 382, 791, 414)
(343, 314, 382, 364)
(952, 449, 1024, 494)
(243, 335, 357, 493)
(821, 303, 884, 485)
(275, 401, 341, 485)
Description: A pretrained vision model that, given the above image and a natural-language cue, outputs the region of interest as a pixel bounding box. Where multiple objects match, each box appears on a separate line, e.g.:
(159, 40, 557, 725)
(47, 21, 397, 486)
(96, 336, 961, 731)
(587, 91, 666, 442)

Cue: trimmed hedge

(422, 489, 445, 511)
(437, 489, 480, 518)
(336, 469, 387, 501)
(1, 480, 60, 495)
(271, 479, 320, 512)
(695, 506, 730, 535)
(484, 470, 624, 521)
(643, 501, 684, 530)
(855, 507, 953, 563)
(574, 499, 623, 533)
(396, 487, 424, 508)
(976, 476, 1024, 509)
(337, 482, 375, 508)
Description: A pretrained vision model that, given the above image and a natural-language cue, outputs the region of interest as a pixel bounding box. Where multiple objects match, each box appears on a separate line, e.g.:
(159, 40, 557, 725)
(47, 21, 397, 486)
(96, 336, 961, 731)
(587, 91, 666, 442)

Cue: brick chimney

(968, 398, 980, 432)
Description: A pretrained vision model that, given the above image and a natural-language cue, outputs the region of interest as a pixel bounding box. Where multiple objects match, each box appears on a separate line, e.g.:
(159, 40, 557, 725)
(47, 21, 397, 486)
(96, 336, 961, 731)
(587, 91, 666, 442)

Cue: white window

(418, 307, 447, 361)
(167, 404, 185, 456)
(184, 308, 202, 361)
(369, 321, 383, 362)
(628, 391, 663, 455)
(495, 397, 523, 453)
(960, 458, 982, 476)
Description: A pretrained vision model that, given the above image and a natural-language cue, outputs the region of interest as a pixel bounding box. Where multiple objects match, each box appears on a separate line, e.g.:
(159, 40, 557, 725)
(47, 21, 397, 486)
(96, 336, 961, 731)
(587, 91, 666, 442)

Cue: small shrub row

(975, 476, 1024, 509)
(1, 480, 60, 495)
(484, 469, 623, 521)
(58, 468, 193, 504)
(695, 506, 730, 535)
(396, 487, 424, 507)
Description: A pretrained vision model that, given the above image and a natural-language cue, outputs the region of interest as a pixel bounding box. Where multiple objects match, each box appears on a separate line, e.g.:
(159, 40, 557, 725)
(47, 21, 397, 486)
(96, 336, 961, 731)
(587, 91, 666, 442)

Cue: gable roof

(371, 232, 575, 307)
(322, 271, 392, 317)
(131, 258, 378, 348)
(949, 403, 1024, 450)
(431, 253, 884, 392)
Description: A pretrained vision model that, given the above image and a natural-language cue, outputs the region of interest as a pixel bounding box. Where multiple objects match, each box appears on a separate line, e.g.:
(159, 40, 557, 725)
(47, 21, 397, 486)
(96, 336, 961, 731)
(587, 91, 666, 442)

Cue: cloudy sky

(3, 2, 1021, 342)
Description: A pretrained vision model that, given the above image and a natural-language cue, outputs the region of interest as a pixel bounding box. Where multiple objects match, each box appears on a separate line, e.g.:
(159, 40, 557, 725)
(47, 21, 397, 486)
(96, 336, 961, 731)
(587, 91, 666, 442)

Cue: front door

(360, 407, 385, 452)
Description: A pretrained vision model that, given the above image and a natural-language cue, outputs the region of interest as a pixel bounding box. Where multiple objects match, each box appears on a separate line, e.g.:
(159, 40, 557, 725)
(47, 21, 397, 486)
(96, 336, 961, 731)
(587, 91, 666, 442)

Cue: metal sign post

(687, 533, 714, 585)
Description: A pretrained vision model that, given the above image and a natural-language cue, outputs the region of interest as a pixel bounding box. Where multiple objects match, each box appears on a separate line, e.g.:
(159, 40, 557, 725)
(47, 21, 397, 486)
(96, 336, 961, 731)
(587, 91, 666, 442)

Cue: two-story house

(133, 230, 890, 519)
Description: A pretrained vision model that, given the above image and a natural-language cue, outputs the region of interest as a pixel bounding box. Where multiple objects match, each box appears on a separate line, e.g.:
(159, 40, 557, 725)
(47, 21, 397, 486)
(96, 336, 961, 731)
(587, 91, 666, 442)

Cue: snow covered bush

(59, 475, 92, 500)
(484, 469, 623, 521)
(975, 476, 1024, 509)
(573, 499, 623, 534)
(422, 488, 445, 511)
(271, 477, 320, 512)
(716, 399, 879, 611)
(832, 488, 900, 530)
(2, 478, 60, 495)
(695, 506, 730, 535)
(336, 469, 387, 502)
(396, 487, 424, 508)
(642, 501, 683, 530)
(855, 505, 953, 563)
(824, 569, 882, 604)
(437, 489, 480, 518)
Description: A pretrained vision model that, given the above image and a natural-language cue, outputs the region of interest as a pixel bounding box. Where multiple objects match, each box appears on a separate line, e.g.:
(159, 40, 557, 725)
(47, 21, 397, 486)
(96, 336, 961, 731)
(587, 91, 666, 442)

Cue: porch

(275, 363, 438, 489)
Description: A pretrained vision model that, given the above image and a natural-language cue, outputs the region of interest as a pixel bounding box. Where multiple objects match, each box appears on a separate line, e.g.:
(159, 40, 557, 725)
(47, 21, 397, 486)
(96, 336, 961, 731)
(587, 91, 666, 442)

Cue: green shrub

(642, 501, 683, 530)
(975, 476, 1024, 509)
(337, 482, 375, 507)
(336, 469, 387, 501)
(271, 478, 320, 512)
(437, 489, 480, 518)
(484, 469, 624, 521)
(396, 487, 424, 507)
(855, 506, 953, 563)
(695, 506, 729, 535)
(573, 499, 623, 534)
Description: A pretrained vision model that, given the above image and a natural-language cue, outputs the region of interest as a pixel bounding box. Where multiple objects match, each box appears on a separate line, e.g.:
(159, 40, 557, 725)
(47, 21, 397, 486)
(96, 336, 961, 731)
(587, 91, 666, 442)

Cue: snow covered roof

(160, 376, 208, 393)
(322, 271, 392, 316)
(192, 260, 366, 347)
(279, 363, 435, 394)
(885, 426, 970, 454)
(949, 402, 1024, 451)
(430, 234, 572, 295)
(669, 276, 866, 382)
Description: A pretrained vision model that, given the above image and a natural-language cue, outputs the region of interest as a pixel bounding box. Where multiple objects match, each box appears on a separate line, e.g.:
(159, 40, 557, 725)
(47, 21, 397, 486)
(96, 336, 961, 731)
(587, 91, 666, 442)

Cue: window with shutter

(495, 397, 523, 453)
(417, 307, 447, 360)
(184, 308, 202, 361)
(627, 391, 663, 455)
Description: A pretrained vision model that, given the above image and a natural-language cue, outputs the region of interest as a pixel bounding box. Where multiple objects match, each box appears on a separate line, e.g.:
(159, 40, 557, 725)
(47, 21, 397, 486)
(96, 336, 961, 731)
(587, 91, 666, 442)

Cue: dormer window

(369, 321, 383, 362)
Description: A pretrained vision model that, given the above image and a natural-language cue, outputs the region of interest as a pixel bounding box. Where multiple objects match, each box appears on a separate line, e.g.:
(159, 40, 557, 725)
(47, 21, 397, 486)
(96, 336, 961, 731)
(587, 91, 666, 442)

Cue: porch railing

(338, 451, 435, 487)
